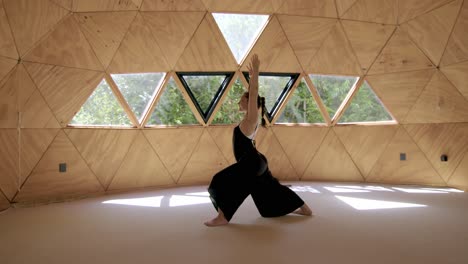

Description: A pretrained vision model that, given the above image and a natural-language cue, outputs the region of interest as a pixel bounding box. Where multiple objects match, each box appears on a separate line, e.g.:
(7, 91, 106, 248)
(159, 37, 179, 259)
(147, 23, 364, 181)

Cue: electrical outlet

(400, 153, 406, 161)
(59, 163, 67, 173)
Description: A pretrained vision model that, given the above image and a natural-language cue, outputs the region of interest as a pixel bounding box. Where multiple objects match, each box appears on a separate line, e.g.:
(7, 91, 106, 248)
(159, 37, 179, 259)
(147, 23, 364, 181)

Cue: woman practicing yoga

(204, 54, 312, 227)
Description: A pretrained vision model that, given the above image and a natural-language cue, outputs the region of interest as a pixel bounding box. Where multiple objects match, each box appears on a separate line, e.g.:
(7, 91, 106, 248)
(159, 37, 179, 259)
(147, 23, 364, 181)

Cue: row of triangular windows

(70, 73, 394, 127)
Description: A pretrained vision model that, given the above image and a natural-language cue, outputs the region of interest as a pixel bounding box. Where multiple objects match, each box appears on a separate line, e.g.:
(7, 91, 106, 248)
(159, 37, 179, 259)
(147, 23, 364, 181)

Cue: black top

(233, 125, 256, 162)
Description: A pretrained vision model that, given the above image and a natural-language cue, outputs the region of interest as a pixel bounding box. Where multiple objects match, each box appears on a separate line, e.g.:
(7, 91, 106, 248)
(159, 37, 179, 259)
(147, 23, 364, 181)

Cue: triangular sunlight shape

(111, 73, 165, 122)
(309, 74, 358, 119)
(102, 196, 163, 208)
(336, 196, 427, 210)
(70, 78, 132, 126)
(146, 77, 199, 126)
(178, 72, 234, 122)
(169, 195, 211, 207)
(276, 79, 325, 124)
(339, 81, 394, 123)
(212, 78, 246, 125)
(212, 13, 269, 64)
(243, 72, 299, 121)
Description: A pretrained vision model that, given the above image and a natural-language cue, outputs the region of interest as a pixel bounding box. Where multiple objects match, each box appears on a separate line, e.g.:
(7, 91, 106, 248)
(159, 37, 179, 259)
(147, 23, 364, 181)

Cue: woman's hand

(247, 54, 260, 77)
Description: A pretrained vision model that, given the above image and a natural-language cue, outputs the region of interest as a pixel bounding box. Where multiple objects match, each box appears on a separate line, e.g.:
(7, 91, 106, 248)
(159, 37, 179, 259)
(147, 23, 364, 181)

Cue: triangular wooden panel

(441, 61, 468, 100)
(334, 126, 398, 178)
(202, 0, 284, 13)
(108, 131, 173, 190)
(12, 64, 36, 112)
(342, 21, 395, 73)
(276, 0, 337, 17)
(175, 14, 237, 71)
(21, 90, 61, 128)
(141, 0, 206, 11)
(207, 126, 236, 164)
(0, 56, 16, 84)
(241, 16, 302, 73)
(75, 12, 137, 69)
(0, 66, 18, 128)
(144, 128, 204, 183)
(302, 129, 363, 182)
(51, 0, 73, 10)
(178, 130, 229, 185)
(405, 71, 468, 123)
(402, 0, 462, 66)
(342, 0, 397, 24)
(66, 129, 138, 189)
(399, 0, 455, 23)
(142, 12, 205, 68)
(24, 62, 103, 127)
(441, 1, 468, 66)
(367, 127, 445, 185)
(24, 16, 103, 71)
(14, 131, 103, 203)
(308, 23, 362, 75)
(277, 15, 337, 70)
(336, 0, 358, 17)
(0, 190, 9, 210)
(368, 29, 435, 75)
(20, 129, 59, 184)
(0, 129, 18, 200)
(366, 69, 436, 122)
(0, 1, 17, 59)
(273, 127, 329, 178)
(3, 0, 69, 56)
(72, 0, 142, 12)
(405, 123, 468, 182)
(448, 152, 468, 190)
(257, 128, 298, 180)
(108, 13, 170, 73)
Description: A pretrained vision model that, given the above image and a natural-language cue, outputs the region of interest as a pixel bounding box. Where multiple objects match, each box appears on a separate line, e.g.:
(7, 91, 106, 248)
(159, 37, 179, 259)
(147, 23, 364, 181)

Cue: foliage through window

(70, 79, 132, 126)
(211, 78, 246, 125)
(146, 77, 199, 126)
(276, 79, 325, 124)
(212, 13, 269, 64)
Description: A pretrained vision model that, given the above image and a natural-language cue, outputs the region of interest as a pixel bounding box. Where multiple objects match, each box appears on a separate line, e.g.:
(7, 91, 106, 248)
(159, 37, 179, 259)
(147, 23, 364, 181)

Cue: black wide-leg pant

(207, 151, 305, 221)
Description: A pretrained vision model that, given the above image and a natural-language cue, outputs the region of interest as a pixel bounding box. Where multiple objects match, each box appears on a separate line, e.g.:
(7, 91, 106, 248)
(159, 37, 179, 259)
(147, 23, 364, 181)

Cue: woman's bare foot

(204, 209, 229, 227)
(292, 204, 313, 216)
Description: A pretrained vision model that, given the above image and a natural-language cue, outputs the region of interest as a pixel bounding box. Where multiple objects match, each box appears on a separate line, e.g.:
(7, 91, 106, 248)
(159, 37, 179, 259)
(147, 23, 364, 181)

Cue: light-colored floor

(0, 182, 467, 264)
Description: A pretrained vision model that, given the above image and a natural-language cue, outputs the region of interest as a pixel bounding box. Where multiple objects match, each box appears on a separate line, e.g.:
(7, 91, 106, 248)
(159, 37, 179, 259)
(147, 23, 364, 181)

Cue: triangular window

(111, 73, 165, 122)
(70, 78, 132, 126)
(177, 72, 235, 123)
(276, 79, 325, 124)
(146, 77, 199, 126)
(212, 13, 269, 64)
(243, 72, 300, 122)
(339, 81, 394, 123)
(211, 78, 246, 125)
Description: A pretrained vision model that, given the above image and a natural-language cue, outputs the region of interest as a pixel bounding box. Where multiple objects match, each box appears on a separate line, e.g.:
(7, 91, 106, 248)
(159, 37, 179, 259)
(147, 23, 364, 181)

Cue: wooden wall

(1, 0, 468, 210)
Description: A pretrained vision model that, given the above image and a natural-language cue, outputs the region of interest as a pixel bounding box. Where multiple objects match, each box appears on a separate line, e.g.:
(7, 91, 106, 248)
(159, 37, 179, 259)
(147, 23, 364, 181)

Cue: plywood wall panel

(405, 71, 468, 123)
(0, 129, 18, 200)
(51, 0, 73, 10)
(20, 90, 61, 128)
(72, 0, 142, 12)
(0, 0, 17, 59)
(66, 129, 138, 189)
(108, 131, 173, 190)
(75, 12, 137, 69)
(14, 131, 103, 203)
(175, 14, 237, 71)
(278, 15, 336, 70)
(178, 130, 228, 185)
(334, 125, 398, 178)
(440, 1, 468, 66)
(398, 0, 454, 23)
(24, 62, 103, 127)
(448, 152, 468, 190)
(276, 0, 337, 17)
(302, 129, 363, 182)
(24, 15, 103, 71)
(142, 12, 205, 68)
(405, 123, 468, 182)
(144, 128, 204, 182)
(342, 21, 395, 73)
(0, 56, 16, 84)
(367, 127, 445, 185)
(367, 69, 436, 122)
(402, 0, 462, 66)
(207, 126, 236, 164)
(336, 0, 358, 17)
(0, 67, 17, 128)
(441, 61, 468, 100)
(342, 0, 397, 24)
(368, 29, 435, 75)
(0, 190, 9, 211)
(107, 13, 169, 73)
(141, 0, 206, 11)
(308, 23, 362, 75)
(3, 0, 69, 56)
(20, 129, 59, 183)
(202, 0, 284, 13)
(273, 127, 329, 178)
